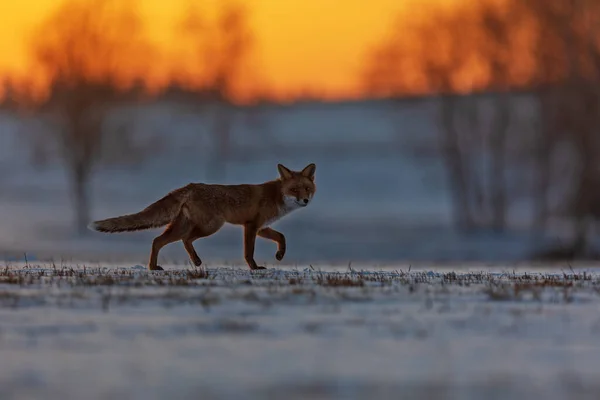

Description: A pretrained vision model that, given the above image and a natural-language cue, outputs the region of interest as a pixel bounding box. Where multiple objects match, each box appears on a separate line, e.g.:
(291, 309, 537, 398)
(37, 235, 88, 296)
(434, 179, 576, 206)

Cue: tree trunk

(461, 98, 485, 226)
(489, 97, 510, 232)
(573, 213, 589, 258)
(440, 97, 473, 231)
(72, 162, 91, 236)
(209, 101, 232, 181)
(533, 93, 556, 234)
(533, 136, 551, 233)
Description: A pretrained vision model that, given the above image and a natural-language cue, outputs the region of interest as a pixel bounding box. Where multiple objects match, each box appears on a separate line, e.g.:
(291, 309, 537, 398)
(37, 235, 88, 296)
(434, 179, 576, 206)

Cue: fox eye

(290, 188, 297, 193)
(305, 187, 310, 192)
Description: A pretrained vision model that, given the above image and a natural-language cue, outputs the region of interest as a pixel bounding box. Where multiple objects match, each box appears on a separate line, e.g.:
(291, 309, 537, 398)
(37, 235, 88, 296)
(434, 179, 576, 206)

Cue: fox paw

(149, 265, 164, 271)
(251, 265, 267, 270)
(275, 250, 285, 261)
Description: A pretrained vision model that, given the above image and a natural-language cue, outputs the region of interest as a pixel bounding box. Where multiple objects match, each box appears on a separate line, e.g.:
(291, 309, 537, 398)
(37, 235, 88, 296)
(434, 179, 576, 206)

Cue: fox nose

(303, 198, 309, 204)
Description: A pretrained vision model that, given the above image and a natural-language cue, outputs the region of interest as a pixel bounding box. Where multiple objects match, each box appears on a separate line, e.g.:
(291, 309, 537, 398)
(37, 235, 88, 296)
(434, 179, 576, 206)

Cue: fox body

(89, 163, 316, 270)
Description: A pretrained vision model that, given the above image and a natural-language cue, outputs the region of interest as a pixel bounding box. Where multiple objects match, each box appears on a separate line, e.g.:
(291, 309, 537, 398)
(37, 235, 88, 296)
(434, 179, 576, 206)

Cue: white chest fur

(262, 196, 306, 227)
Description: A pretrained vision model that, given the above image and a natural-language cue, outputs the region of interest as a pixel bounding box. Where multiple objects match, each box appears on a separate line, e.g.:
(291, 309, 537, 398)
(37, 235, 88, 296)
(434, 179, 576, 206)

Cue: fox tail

(89, 190, 184, 233)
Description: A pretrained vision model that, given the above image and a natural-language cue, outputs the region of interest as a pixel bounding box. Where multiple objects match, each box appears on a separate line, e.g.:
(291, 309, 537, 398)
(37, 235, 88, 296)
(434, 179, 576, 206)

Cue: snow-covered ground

(0, 98, 596, 399)
(2, 263, 600, 399)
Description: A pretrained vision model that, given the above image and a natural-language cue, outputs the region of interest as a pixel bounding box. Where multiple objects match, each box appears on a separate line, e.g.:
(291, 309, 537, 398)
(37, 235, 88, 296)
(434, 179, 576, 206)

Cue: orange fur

(90, 163, 316, 270)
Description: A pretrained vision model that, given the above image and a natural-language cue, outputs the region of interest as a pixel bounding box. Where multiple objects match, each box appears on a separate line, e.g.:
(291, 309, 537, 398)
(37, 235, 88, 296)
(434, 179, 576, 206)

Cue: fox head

(277, 163, 316, 208)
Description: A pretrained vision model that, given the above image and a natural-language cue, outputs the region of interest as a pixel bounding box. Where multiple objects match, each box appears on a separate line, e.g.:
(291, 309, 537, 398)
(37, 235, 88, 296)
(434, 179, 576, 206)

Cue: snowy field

(2, 262, 600, 399)
(1, 97, 595, 398)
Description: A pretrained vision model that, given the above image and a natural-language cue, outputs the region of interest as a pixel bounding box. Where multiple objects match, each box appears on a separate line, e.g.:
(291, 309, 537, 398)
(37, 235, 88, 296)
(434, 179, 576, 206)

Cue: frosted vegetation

(2, 262, 600, 399)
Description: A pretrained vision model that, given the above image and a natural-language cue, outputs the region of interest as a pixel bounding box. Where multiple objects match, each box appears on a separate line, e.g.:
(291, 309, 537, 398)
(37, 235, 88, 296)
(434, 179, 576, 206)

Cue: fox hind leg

(183, 239, 202, 267)
(148, 212, 191, 271)
(181, 217, 225, 268)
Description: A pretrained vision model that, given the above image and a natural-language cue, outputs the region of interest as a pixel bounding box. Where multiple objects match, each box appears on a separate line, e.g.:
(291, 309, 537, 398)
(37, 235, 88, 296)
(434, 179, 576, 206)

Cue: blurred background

(1, 0, 599, 265)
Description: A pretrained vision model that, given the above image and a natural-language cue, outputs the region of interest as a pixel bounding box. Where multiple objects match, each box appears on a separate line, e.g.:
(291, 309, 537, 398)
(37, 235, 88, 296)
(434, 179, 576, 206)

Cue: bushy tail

(89, 189, 185, 233)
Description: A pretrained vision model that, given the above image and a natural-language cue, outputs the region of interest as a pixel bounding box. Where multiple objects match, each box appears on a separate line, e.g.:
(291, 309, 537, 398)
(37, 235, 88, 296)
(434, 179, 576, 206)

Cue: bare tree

(518, 0, 600, 255)
(180, 1, 254, 179)
(477, 3, 514, 231)
(364, 0, 600, 256)
(30, 0, 152, 234)
(363, 5, 500, 231)
(0, 78, 17, 111)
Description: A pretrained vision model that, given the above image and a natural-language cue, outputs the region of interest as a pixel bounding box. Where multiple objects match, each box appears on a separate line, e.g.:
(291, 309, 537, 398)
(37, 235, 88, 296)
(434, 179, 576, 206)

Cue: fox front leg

(244, 223, 266, 270)
(257, 227, 286, 261)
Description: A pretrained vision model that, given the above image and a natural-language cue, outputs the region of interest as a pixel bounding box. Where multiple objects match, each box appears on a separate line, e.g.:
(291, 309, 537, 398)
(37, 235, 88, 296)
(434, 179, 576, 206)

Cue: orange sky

(0, 0, 451, 100)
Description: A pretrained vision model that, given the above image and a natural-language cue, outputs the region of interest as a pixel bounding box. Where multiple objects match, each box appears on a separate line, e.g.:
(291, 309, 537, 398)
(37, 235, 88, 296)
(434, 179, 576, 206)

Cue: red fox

(89, 163, 316, 271)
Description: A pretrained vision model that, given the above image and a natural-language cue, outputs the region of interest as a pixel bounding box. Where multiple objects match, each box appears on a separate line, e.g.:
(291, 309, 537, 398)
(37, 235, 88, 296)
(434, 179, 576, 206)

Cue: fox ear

(301, 163, 316, 180)
(277, 164, 293, 180)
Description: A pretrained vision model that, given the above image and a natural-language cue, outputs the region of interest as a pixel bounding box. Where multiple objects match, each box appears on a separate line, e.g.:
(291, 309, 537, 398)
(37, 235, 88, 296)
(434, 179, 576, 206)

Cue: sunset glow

(0, 0, 448, 101)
